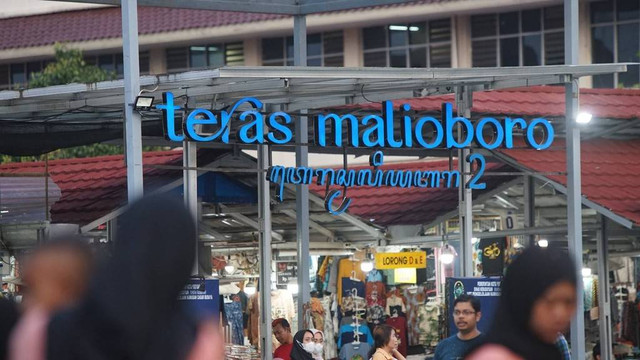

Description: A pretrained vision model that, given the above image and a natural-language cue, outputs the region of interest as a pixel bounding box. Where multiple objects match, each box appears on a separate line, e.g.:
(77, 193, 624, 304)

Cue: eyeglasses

(453, 310, 476, 316)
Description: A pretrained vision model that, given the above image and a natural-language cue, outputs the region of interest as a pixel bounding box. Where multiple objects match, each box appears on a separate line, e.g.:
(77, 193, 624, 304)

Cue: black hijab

(290, 330, 314, 360)
(472, 246, 577, 360)
(47, 194, 198, 360)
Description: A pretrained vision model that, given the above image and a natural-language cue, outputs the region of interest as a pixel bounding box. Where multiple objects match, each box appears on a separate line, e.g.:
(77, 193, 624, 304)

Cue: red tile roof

(309, 160, 515, 226)
(0, 1, 453, 51)
(498, 138, 640, 227)
(352, 86, 640, 120)
(0, 150, 203, 225)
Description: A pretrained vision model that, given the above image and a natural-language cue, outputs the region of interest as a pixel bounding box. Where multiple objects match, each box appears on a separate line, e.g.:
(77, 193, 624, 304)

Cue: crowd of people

(0, 193, 592, 360)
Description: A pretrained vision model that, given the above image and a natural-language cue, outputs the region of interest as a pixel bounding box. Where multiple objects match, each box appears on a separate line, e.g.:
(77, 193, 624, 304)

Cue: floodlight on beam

(576, 112, 593, 124)
(134, 95, 154, 111)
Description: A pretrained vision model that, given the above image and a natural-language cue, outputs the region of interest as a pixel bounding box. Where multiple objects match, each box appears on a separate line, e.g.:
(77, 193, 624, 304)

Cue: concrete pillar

(244, 38, 261, 66)
(148, 47, 166, 75)
(579, 0, 592, 88)
(343, 28, 362, 67)
(454, 15, 471, 68)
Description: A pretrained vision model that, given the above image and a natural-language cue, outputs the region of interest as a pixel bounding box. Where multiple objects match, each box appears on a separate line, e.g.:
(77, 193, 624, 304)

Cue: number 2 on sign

(466, 153, 486, 190)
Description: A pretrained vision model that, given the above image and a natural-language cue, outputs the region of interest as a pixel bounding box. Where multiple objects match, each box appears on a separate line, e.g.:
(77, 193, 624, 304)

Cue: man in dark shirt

(433, 294, 484, 360)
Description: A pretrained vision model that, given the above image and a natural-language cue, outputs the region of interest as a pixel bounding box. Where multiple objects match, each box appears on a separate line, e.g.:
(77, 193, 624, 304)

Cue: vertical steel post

(294, 14, 310, 330)
(121, 0, 143, 202)
(597, 216, 613, 360)
(523, 176, 536, 247)
(183, 140, 199, 275)
(257, 144, 273, 359)
(456, 86, 473, 277)
(565, 0, 585, 357)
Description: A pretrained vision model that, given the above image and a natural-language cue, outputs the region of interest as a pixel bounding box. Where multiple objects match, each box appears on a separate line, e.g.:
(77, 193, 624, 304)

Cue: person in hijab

(290, 329, 315, 360)
(45, 194, 223, 360)
(466, 246, 577, 360)
(310, 329, 324, 360)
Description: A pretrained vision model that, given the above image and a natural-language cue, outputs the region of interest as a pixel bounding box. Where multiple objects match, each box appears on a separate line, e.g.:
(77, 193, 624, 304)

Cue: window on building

(591, 0, 640, 88)
(362, 19, 452, 68)
(84, 51, 150, 76)
(166, 42, 244, 72)
(0, 60, 47, 89)
(261, 31, 344, 66)
(471, 6, 564, 67)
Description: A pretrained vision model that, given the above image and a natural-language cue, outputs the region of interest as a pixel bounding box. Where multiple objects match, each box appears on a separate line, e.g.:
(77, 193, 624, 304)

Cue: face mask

(300, 341, 315, 354)
(312, 343, 323, 355)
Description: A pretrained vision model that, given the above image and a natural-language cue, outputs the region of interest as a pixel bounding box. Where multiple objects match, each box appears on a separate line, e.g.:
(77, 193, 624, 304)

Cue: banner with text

(446, 277, 502, 336)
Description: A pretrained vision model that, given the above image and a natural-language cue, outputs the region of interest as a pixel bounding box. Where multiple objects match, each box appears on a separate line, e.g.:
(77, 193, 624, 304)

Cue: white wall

(0, 0, 105, 19)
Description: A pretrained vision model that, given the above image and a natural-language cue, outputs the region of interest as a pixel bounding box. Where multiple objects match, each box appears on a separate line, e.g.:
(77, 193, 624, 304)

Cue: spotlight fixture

(224, 255, 235, 275)
(360, 249, 374, 272)
(538, 239, 549, 248)
(134, 95, 155, 111)
(582, 267, 592, 277)
(576, 112, 593, 124)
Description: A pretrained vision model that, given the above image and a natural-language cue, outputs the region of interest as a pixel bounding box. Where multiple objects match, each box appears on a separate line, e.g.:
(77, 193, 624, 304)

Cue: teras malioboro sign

(157, 92, 554, 215)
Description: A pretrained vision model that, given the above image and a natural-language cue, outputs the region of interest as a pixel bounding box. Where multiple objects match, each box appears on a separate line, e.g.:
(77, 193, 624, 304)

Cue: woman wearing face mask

(310, 330, 324, 360)
(290, 330, 315, 360)
(466, 246, 577, 360)
(368, 324, 406, 360)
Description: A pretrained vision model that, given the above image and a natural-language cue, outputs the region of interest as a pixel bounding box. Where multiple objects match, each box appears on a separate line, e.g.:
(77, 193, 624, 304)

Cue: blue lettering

(324, 190, 351, 215)
(267, 166, 286, 201)
(414, 116, 443, 149)
(424, 171, 441, 187)
(526, 118, 554, 150)
(504, 117, 527, 148)
(267, 112, 293, 144)
(185, 109, 220, 142)
(444, 102, 474, 148)
(157, 92, 184, 141)
(402, 103, 412, 147)
(475, 117, 505, 150)
(316, 113, 359, 147)
(383, 101, 403, 148)
(466, 154, 486, 189)
(315, 168, 335, 185)
(361, 115, 385, 147)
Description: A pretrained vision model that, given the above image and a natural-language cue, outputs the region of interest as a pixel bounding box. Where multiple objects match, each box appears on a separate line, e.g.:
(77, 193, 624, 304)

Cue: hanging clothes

(337, 324, 374, 348)
(342, 278, 365, 299)
(310, 297, 325, 331)
(321, 295, 338, 360)
(385, 293, 406, 317)
(366, 270, 383, 283)
(365, 282, 386, 307)
(385, 316, 408, 357)
(365, 305, 386, 330)
(337, 259, 365, 306)
(328, 257, 340, 294)
(224, 301, 244, 345)
(339, 342, 372, 360)
(247, 292, 260, 347)
(418, 301, 441, 347)
(403, 287, 426, 346)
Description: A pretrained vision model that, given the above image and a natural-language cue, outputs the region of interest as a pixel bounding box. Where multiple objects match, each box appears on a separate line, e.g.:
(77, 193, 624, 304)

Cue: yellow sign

(374, 251, 427, 270)
(394, 268, 417, 284)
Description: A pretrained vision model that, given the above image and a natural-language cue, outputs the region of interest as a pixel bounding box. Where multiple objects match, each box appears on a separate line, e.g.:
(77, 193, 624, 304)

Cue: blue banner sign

(157, 93, 554, 215)
(178, 278, 219, 319)
(446, 277, 502, 336)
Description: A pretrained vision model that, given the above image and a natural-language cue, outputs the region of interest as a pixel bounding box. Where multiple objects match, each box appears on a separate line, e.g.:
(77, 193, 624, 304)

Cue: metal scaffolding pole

(456, 86, 473, 277)
(257, 144, 273, 359)
(121, 0, 143, 202)
(565, 0, 585, 357)
(294, 14, 311, 329)
(523, 176, 536, 247)
(183, 140, 199, 275)
(597, 216, 613, 360)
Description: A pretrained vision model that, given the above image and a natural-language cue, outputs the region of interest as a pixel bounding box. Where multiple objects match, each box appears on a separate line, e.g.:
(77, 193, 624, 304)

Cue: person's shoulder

(465, 344, 523, 360)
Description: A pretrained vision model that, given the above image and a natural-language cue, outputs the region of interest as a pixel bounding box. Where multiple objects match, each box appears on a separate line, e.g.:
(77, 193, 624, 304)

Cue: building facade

(0, 0, 637, 90)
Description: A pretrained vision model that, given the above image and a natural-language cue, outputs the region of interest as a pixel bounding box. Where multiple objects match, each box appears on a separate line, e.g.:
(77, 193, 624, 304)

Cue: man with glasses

(433, 294, 483, 360)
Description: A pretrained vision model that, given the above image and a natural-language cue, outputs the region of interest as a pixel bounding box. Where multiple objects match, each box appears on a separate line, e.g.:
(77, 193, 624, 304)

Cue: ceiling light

(361, 260, 374, 272)
(389, 25, 408, 31)
(245, 282, 256, 296)
(440, 244, 456, 265)
(576, 112, 593, 124)
(224, 264, 235, 275)
(582, 267, 592, 277)
(538, 239, 549, 248)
